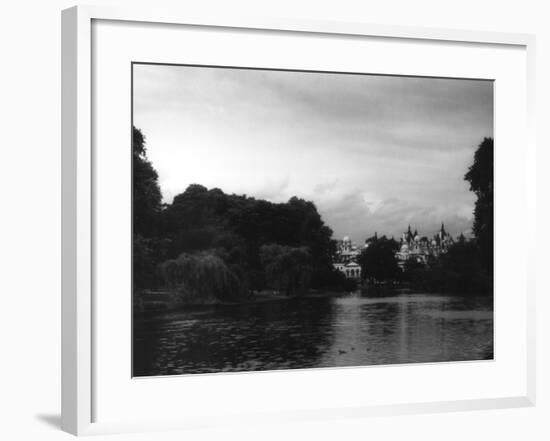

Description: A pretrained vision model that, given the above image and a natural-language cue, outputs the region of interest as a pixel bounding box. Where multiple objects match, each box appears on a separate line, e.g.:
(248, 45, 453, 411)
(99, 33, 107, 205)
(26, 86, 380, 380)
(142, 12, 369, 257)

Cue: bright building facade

(395, 224, 456, 269)
(332, 236, 363, 279)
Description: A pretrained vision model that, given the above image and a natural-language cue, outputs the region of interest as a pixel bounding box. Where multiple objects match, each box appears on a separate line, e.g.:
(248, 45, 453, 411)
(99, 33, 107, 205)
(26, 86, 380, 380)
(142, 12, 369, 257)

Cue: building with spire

(395, 223, 455, 269)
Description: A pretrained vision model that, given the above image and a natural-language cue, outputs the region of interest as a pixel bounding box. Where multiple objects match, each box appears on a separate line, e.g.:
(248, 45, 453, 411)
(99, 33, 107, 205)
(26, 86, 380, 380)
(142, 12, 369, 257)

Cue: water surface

(133, 292, 493, 376)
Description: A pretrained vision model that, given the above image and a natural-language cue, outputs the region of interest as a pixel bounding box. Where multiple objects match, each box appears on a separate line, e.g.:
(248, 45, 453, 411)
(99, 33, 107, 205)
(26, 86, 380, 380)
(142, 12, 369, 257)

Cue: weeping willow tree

(260, 244, 312, 296)
(160, 251, 245, 303)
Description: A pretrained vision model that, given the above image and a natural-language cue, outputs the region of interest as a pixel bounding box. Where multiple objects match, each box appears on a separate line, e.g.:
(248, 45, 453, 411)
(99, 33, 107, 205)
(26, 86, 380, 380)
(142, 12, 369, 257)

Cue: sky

(133, 64, 493, 243)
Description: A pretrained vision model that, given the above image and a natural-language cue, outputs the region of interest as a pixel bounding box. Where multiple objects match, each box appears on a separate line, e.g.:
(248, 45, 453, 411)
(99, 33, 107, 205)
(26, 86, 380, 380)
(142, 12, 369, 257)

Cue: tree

(358, 236, 400, 283)
(133, 234, 170, 289)
(132, 127, 166, 290)
(161, 184, 337, 291)
(402, 257, 425, 282)
(260, 244, 312, 296)
(160, 251, 245, 303)
(440, 241, 492, 295)
(133, 126, 162, 237)
(465, 137, 493, 272)
(404, 241, 492, 296)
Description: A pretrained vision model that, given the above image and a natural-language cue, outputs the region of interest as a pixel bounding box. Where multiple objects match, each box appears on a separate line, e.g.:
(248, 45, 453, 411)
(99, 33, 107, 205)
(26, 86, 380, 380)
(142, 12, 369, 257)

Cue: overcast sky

(133, 64, 493, 243)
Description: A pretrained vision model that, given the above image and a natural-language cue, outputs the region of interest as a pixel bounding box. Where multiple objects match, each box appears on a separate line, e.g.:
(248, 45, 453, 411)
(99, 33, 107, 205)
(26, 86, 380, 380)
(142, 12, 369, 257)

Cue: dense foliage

(358, 236, 400, 283)
(402, 238, 492, 295)
(132, 127, 162, 237)
(160, 251, 245, 303)
(132, 127, 169, 289)
(260, 244, 312, 296)
(464, 137, 493, 273)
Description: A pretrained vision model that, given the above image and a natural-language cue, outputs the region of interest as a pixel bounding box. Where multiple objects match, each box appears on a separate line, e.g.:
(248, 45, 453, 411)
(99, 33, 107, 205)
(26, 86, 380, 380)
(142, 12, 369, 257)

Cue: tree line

(132, 127, 353, 302)
(357, 234, 492, 296)
(133, 126, 493, 301)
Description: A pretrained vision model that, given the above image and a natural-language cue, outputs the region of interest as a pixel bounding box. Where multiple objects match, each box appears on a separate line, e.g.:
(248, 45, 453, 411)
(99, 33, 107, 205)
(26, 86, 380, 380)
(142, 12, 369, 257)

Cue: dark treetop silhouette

(132, 128, 355, 301)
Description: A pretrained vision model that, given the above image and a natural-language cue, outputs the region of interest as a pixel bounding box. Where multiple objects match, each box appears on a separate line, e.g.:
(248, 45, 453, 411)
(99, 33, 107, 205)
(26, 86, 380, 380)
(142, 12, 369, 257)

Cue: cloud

(254, 175, 291, 201)
(317, 191, 473, 243)
(133, 64, 492, 243)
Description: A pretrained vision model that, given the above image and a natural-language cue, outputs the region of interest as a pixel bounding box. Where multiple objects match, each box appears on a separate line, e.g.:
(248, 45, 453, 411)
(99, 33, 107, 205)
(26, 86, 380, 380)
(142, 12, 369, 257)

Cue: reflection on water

(133, 292, 493, 376)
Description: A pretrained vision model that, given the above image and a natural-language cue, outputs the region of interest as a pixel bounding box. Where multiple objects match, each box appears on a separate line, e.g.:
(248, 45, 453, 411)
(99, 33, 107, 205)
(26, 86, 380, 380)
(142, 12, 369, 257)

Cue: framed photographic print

(62, 5, 536, 436)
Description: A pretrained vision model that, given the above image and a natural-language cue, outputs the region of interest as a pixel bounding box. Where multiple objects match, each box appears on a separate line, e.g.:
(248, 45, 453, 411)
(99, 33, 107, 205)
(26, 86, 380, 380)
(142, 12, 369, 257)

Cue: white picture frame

(62, 5, 536, 436)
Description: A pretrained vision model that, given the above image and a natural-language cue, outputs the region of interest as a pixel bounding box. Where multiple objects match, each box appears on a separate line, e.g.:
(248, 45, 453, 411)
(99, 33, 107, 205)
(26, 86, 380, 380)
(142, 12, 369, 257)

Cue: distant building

(395, 223, 455, 270)
(333, 236, 362, 279)
(333, 225, 459, 278)
(333, 262, 361, 279)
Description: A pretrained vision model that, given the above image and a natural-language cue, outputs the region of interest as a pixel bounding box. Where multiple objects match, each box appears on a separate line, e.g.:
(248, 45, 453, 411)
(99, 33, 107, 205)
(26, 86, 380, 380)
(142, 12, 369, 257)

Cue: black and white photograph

(2, 0, 547, 438)
(131, 63, 494, 377)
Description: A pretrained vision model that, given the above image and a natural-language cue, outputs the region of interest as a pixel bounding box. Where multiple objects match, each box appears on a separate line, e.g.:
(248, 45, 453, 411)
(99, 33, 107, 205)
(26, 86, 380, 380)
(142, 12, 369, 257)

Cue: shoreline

(133, 286, 492, 317)
(133, 289, 351, 316)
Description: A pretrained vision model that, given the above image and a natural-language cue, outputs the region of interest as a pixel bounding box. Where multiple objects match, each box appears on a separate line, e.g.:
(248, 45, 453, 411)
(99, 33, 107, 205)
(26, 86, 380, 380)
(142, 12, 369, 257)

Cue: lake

(132, 291, 493, 376)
